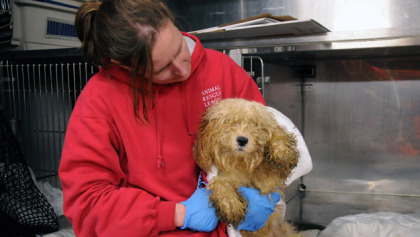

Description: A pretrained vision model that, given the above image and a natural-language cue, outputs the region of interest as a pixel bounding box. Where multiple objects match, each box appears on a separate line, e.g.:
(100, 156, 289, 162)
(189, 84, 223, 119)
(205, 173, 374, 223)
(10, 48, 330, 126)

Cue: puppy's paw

(208, 179, 248, 227)
(215, 192, 247, 226)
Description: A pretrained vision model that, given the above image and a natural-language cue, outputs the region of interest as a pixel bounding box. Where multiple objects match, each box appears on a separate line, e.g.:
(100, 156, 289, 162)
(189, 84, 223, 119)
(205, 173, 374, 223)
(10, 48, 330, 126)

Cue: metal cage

(0, 49, 97, 188)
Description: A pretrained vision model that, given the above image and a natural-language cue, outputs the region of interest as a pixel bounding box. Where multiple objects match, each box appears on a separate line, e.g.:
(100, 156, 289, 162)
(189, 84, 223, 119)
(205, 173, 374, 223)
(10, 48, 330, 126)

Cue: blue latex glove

(180, 188, 219, 232)
(237, 187, 282, 231)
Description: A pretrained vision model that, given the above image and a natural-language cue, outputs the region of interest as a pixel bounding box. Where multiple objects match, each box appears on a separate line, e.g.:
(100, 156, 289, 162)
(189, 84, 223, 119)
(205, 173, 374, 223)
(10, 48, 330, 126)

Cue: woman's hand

(179, 188, 219, 232)
(237, 187, 282, 231)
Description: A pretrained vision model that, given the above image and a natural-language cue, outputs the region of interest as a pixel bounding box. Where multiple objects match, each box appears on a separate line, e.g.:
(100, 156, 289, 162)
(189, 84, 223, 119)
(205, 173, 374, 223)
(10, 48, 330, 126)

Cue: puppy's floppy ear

(193, 111, 214, 172)
(266, 124, 299, 181)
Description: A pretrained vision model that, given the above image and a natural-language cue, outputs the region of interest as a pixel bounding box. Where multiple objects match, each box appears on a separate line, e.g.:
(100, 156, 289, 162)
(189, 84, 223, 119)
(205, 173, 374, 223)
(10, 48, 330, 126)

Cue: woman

(59, 0, 280, 236)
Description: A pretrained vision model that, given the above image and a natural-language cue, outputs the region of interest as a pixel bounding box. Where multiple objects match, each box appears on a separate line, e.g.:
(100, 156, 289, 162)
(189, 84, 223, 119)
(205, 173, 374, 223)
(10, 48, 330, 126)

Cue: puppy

(194, 98, 300, 237)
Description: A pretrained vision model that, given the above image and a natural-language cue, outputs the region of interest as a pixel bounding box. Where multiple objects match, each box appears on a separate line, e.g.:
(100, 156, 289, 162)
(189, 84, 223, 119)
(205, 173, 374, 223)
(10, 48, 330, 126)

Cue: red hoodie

(59, 32, 265, 237)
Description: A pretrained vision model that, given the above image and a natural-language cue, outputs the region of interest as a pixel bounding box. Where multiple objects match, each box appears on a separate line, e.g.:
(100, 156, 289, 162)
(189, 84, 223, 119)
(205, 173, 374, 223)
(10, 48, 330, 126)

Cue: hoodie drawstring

(154, 81, 193, 169)
(155, 88, 164, 168)
(183, 82, 194, 145)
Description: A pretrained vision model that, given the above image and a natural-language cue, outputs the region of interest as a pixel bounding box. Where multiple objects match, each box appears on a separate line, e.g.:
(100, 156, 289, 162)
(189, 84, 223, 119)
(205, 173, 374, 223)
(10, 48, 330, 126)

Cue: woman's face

(148, 20, 192, 84)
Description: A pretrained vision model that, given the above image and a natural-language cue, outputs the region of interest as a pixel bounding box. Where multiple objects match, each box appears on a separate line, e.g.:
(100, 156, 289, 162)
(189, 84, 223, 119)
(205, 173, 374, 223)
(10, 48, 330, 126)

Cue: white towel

(266, 106, 313, 186)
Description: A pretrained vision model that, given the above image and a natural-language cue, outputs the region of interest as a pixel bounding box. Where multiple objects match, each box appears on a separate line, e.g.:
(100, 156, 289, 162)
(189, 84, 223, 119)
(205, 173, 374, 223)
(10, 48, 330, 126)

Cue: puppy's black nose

(237, 136, 248, 147)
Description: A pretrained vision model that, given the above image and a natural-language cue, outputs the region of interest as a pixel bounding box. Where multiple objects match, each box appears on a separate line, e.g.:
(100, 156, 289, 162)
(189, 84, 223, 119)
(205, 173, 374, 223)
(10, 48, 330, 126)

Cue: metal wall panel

(167, 0, 420, 32)
(263, 56, 420, 225)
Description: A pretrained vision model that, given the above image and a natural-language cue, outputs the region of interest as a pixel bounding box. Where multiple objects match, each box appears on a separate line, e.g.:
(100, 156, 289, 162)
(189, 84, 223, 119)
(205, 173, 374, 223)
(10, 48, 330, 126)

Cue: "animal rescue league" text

(202, 85, 222, 108)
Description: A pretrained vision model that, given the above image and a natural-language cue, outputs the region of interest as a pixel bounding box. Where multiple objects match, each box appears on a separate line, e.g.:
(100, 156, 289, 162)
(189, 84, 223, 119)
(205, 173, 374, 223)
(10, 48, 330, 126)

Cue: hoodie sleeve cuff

(156, 201, 177, 232)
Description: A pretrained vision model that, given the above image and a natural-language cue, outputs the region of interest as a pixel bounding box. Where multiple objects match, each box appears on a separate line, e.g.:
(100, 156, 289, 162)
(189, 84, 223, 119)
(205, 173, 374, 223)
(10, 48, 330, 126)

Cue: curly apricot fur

(194, 98, 301, 237)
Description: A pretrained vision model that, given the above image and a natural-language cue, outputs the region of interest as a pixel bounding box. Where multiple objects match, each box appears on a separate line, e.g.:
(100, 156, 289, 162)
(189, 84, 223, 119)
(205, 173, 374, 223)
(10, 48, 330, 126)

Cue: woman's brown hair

(75, 0, 174, 122)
